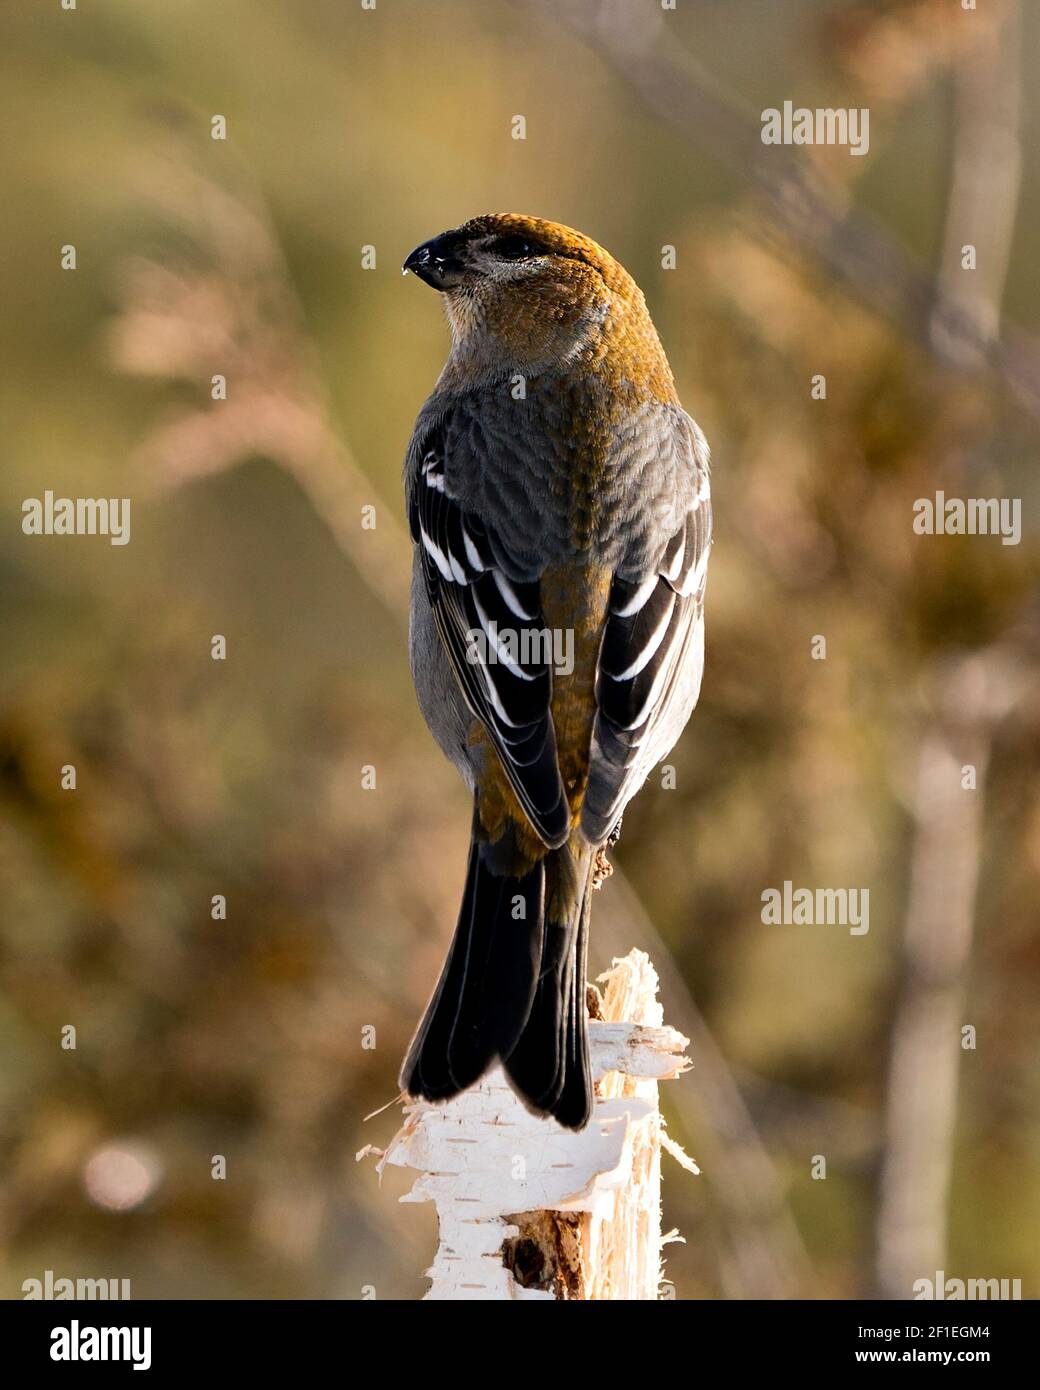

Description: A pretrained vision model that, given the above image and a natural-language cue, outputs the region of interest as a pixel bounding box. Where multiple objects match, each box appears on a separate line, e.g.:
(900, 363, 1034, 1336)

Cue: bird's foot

(592, 846, 614, 889)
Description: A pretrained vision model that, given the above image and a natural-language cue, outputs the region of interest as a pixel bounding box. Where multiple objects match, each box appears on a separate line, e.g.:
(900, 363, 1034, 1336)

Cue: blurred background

(1, 0, 1038, 1300)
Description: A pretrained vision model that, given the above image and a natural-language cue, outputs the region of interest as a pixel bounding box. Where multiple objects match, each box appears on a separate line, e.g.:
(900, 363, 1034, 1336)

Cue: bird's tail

(400, 813, 594, 1130)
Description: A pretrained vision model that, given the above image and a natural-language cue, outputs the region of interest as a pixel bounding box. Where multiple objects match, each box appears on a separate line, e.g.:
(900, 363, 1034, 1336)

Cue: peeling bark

(376, 949, 696, 1300)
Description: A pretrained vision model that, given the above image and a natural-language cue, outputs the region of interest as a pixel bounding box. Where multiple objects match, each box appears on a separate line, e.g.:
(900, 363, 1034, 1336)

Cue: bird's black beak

(403, 231, 467, 289)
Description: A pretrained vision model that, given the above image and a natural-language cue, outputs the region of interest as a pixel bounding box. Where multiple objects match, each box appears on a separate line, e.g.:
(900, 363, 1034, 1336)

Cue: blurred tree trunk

(876, 653, 1021, 1298)
(877, 2, 1024, 1300)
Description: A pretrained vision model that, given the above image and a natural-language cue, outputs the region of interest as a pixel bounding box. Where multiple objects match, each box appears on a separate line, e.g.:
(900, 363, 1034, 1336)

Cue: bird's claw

(592, 846, 614, 889)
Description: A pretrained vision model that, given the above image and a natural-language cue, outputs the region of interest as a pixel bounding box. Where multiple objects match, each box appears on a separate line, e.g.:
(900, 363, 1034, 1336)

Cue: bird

(399, 214, 711, 1129)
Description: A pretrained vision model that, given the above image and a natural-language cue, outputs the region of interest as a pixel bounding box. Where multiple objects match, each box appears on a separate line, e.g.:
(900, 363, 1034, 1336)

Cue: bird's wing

(408, 419, 571, 850)
(582, 422, 712, 845)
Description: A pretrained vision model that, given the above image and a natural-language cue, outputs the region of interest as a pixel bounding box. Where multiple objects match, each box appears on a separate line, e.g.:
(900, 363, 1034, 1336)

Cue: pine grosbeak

(400, 214, 711, 1128)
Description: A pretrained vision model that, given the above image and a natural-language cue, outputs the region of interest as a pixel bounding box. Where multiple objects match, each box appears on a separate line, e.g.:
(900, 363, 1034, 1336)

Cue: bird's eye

(493, 235, 538, 261)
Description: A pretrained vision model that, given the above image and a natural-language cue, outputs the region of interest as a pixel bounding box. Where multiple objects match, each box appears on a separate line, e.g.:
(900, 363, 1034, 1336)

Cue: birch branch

(374, 949, 695, 1300)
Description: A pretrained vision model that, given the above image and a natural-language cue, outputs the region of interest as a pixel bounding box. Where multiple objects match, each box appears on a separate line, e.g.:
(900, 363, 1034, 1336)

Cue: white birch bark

(376, 949, 695, 1300)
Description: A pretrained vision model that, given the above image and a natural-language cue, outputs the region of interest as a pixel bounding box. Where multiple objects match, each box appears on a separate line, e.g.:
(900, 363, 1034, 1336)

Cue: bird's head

(404, 213, 670, 390)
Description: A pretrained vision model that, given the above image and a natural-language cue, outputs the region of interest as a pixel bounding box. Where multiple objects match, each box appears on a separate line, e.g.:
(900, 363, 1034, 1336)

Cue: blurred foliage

(1, 0, 1038, 1300)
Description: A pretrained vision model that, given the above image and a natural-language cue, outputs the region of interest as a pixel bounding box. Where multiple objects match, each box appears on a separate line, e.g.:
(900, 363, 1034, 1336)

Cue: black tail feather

(501, 918, 571, 1111)
(501, 854, 594, 1127)
(401, 831, 544, 1100)
(401, 818, 594, 1129)
(547, 882, 593, 1130)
